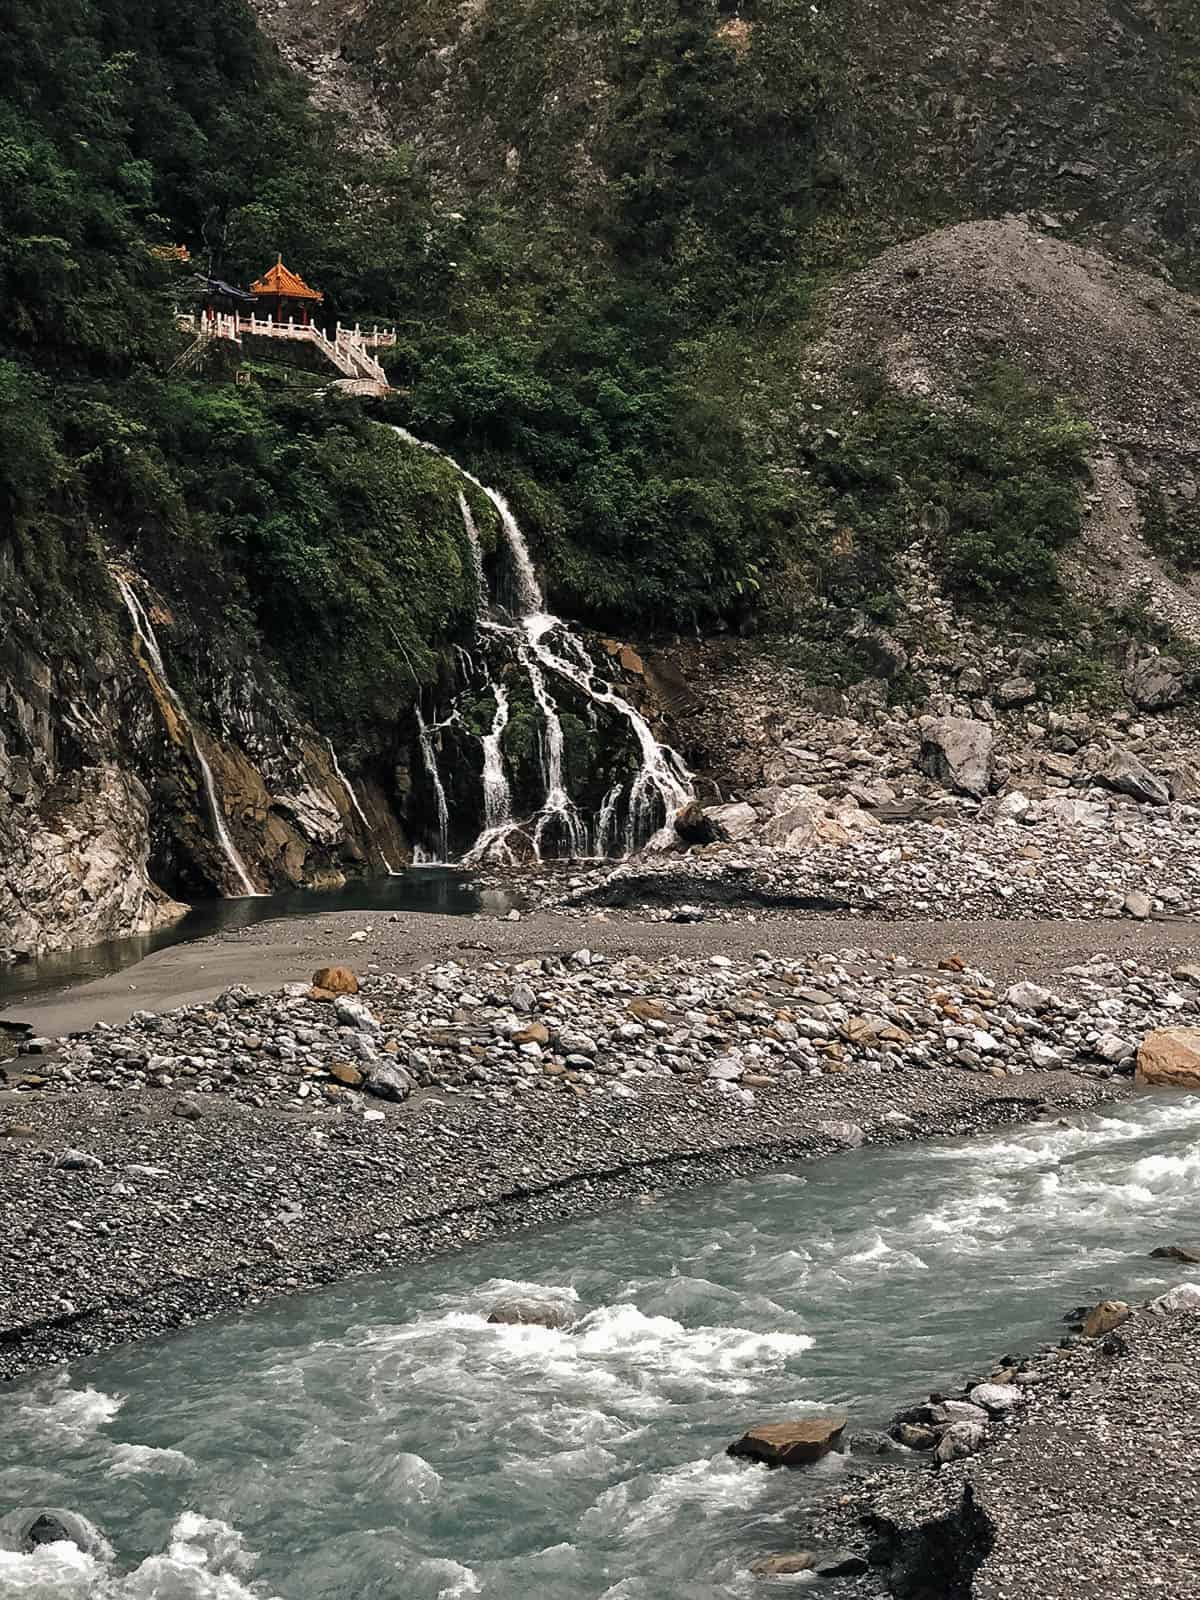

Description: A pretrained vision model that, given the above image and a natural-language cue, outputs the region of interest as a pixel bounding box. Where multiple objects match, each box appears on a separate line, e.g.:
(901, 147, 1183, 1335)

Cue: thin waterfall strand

(415, 707, 451, 862)
(114, 574, 261, 897)
(328, 741, 397, 874)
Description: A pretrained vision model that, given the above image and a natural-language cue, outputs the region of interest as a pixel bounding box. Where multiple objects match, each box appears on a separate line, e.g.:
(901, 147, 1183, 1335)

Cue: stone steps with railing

(173, 311, 396, 388)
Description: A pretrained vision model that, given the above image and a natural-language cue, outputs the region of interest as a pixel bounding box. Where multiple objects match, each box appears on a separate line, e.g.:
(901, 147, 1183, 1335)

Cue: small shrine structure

(249, 255, 324, 327)
(174, 255, 397, 394)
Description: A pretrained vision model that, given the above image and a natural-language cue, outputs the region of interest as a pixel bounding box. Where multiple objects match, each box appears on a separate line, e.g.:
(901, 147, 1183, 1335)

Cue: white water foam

(12, 1383, 124, 1443)
(106, 1444, 194, 1479)
(0, 1512, 274, 1600)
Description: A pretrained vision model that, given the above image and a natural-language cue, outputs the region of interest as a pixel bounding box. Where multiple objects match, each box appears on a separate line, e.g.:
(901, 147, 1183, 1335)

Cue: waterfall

(457, 492, 486, 610)
(114, 574, 261, 898)
(480, 683, 513, 829)
(414, 706, 451, 862)
(462, 683, 522, 864)
(390, 426, 693, 862)
(518, 628, 588, 857)
(596, 782, 623, 858)
(328, 741, 397, 875)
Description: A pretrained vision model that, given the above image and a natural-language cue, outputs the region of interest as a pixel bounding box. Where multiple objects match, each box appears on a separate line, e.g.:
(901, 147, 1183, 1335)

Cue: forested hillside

(4, 0, 1200, 950)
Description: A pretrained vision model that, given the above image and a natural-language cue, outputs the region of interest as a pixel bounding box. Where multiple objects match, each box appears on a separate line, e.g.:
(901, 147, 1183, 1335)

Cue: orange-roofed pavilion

(250, 255, 324, 325)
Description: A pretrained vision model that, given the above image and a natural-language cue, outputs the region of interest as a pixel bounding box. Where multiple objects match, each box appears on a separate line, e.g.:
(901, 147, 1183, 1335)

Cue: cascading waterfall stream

(389, 426, 692, 863)
(113, 574, 261, 898)
(327, 741, 396, 875)
(414, 707, 452, 863)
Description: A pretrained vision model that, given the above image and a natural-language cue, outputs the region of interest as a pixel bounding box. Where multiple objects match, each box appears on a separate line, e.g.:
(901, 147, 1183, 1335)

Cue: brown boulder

(749, 1553, 817, 1577)
(727, 1416, 848, 1468)
(1136, 1028, 1200, 1088)
(311, 965, 359, 996)
(327, 1061, 364, 1087)
(512, 1022, 550, 1046)
(1082, 1300, 1130, 1338)
(628, 999, 669, 1023)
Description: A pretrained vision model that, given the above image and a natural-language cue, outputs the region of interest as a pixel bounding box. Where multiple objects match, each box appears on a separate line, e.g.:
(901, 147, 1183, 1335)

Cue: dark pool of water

(0, 870, 515, 1013)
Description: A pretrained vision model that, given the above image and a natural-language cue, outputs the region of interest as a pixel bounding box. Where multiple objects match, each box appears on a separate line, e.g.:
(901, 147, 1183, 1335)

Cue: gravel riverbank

(858, 1302, 1200, 1600)
(10, 916, 1186, 1382)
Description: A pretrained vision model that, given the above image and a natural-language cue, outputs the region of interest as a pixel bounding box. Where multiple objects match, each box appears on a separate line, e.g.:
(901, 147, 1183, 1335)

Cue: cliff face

(268, 0, 1199, 287)
(0, 548, 409, 957)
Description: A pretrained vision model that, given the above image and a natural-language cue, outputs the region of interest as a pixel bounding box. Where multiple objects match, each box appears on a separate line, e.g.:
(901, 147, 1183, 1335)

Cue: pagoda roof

(250, 256, 324, 301)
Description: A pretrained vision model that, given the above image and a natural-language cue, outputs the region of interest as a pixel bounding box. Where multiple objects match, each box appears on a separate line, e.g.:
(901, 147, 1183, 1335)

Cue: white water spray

(390, 427, 693, 861)
(114, 574, 261, 897)
(596, 782, 624, 858)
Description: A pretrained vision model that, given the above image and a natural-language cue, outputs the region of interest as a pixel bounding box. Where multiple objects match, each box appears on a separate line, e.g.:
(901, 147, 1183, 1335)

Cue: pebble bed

(10, 946, 1200, 1109)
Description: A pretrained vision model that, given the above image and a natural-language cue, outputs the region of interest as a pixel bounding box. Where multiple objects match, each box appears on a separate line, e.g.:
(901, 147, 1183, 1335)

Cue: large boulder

(1096, 749, 1170, 806)
(1124, 655, 1187, 711)
(363, 1061, 415, 1102)
(311, 965, 359, 996)
(934, 1421, 987, 1464)
(749, 1552, 817, 1577)
(674, 801, 727, 846)
(1082, 1300, 1130, 1337)
(704, 801, 758, 841)
(727, 1415, 848, 1467)
(1136, 1028, 1200, 1088)
(487, 1299, 576, 1329)
(918, 717, 995, 798)
(1166, 764, 1200, 803)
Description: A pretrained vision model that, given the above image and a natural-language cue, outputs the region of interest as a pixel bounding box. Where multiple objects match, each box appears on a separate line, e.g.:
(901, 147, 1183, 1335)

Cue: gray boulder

(704, 801, 758, 841)
(363, 1062, 415, 1102)
(1096, 749, 1170, 806)
(487, 1298, 576, 1329)
(1124, 655, 1186, 711)
(918, 717, 995, 798)
(1165, 764, 1200, 803)
(934, 1421, 987, 1464)
(994, 676, 1037, 708)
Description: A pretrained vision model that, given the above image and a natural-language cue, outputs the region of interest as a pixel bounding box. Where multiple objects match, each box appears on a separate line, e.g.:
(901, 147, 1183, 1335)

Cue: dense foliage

(800, 365, 1093, 615)
(1, 0, 1101, 729)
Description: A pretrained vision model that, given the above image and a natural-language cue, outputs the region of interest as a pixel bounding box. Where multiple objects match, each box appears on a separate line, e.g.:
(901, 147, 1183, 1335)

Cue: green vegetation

(0, 0, 1112, 727)
(796, 364, 1093, 617)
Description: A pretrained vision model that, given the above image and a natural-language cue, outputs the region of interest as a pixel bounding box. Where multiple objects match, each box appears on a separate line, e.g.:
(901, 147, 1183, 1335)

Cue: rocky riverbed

(559, 790, 1200, 923)
(9, 926, 1200, 1383)
(847, 1296, 1200, 1600)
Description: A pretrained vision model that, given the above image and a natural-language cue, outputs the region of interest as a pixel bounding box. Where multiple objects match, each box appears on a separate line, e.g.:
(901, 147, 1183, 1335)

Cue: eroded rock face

(918, 717, 995, 798)
(1136, 1028, 1200, 1087)
(1125, 656, 1187, 712)
(0, 763, 187, 956)
(727, 1416, 848, 1467)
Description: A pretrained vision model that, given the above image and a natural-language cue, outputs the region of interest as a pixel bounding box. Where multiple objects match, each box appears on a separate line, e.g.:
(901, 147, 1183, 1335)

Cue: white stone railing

(173, 310, 395, 386)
